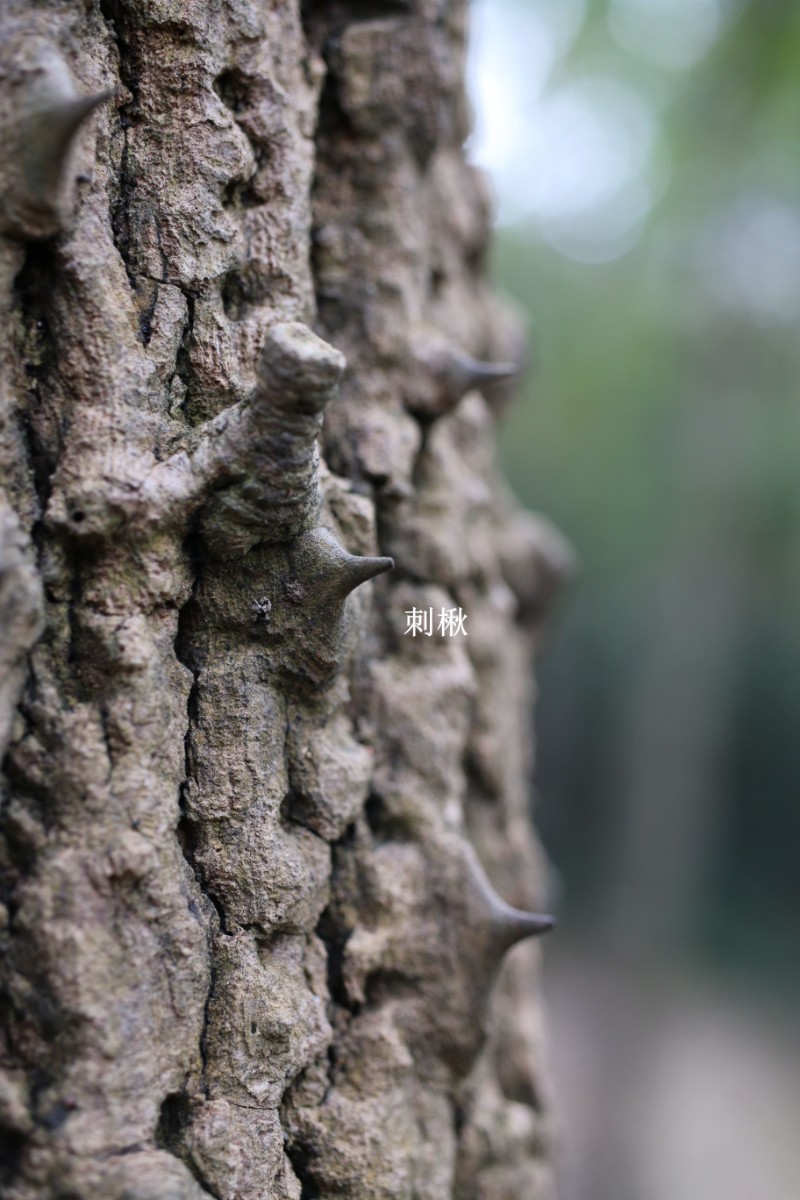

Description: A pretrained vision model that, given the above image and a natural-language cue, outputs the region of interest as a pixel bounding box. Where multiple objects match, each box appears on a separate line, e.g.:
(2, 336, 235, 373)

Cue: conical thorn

(23, 91, 113, 205)
(407, 338, 521, 418)
(489, 899, 555, 953)
(447, 349, 519, 395)
(287, 528, 394, 607)
(461, 839, 554, 958)
(338, 554, 395, 596)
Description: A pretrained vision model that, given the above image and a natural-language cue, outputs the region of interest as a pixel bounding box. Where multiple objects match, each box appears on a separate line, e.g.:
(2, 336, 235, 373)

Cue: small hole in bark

(429, 265, 446, 296)
(70, 510, 85, 524)
(365, 794, 413, 842)
(221, 267, 273, 320)
(214, 68, 252, 114)
(155, 1092, 191, 1153)
(221, 271, 247, 320)
(466, 242, 487, 276)
(223, 178, 261, 209)
(280, 791, 313, 832)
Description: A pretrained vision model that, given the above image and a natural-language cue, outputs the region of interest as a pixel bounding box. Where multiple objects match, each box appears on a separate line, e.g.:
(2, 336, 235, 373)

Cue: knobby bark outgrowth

(0, 3, 573, 1198)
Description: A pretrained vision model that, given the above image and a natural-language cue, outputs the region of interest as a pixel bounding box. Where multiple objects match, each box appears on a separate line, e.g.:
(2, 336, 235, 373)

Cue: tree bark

(0, 3, 569, 1197)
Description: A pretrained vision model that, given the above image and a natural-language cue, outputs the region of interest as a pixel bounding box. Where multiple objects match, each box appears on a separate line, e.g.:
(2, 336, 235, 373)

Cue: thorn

(460, 840, 554, 961)
(290, 529, 394, 604)
(0, 40, 116, 239)
(407, 337, 520, 418)
(336, 553, 394, 596)
(8, 89, 114, 239)
(272, 528, 394, 685)
(489, 899, 555, 954)
(445, 349, 519, 397)
(23, 91, 112, 205)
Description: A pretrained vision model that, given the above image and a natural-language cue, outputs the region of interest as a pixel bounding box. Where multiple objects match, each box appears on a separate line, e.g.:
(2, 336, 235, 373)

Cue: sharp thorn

(490, 902, 555, 953)
(289, 528, 394, 604)
(448, 350, 519, 391)
(461, 839, 554, 958)
(23, 91, 113, 200)
(341, 554, 394, 590)
(324, 552, 394, 600)
(408, 338, 521, 417)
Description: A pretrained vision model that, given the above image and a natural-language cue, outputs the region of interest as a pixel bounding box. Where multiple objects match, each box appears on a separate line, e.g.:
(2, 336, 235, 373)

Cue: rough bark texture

(0, 3, 570, 1198)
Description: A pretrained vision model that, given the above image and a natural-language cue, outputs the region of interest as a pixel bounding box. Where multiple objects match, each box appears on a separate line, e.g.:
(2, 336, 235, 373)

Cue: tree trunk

(0, 3, 568, 1197)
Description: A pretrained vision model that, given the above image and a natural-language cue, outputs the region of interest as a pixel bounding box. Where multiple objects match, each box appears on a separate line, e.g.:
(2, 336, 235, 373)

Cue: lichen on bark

(0, 2, 571, 1198)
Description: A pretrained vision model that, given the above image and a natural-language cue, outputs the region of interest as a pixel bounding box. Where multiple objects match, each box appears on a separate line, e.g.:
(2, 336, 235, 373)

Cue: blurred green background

(468, 1, 800, 1196)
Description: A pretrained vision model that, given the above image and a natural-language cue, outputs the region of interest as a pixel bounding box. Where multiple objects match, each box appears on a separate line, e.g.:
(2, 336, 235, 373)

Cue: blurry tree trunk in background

(0, 2, 569, 1197)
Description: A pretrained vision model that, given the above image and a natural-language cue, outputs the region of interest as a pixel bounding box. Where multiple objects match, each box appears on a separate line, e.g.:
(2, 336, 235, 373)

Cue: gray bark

(0, 2, 569, 1197)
